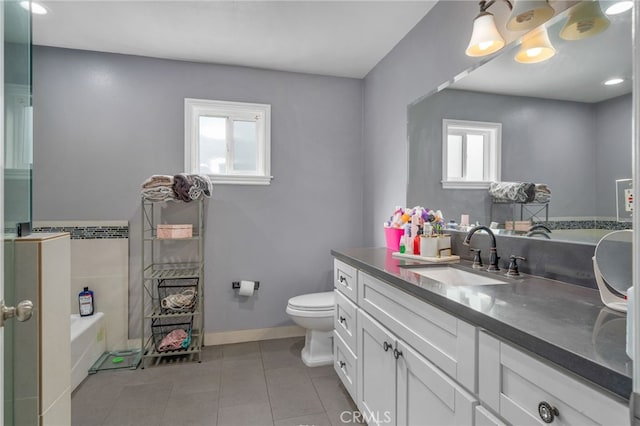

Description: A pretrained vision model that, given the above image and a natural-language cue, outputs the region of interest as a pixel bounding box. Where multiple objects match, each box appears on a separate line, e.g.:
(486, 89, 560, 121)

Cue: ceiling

(31, 1, 437, 79)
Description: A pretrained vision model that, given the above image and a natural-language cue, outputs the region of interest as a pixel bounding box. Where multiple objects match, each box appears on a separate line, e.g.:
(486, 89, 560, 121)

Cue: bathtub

(70, 312, 106, 391)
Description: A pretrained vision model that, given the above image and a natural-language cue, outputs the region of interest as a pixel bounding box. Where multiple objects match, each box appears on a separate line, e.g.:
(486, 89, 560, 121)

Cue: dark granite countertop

(331, 247, 631, 401)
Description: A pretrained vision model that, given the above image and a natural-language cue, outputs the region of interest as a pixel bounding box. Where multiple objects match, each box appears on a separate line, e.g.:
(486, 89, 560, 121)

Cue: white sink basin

(410, 266, 509, 286)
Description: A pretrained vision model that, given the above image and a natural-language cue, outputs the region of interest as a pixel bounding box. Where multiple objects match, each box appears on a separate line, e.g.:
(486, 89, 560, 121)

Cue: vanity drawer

(479, 331, 628, 426)
(335, 289, 357, 353)
(358, 271, 476, 392)
(334, 259, 357, 303)
(334, 330, 357, 402)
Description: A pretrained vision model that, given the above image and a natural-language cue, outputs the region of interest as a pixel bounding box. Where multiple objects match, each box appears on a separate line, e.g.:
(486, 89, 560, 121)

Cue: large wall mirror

(407, 1, 631, 245)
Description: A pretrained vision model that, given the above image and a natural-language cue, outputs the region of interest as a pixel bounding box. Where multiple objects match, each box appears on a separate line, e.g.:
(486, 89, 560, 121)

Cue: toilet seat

(287, 292, 335, 312)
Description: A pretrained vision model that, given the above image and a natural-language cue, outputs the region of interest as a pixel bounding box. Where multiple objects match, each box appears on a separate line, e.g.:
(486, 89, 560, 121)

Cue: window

(442, 119, 501, 189)
(185, 98, 272, 185)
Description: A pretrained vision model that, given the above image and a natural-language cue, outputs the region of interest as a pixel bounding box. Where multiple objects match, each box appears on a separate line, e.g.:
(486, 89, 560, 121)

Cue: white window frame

(442, 119, 501, 189)
(185, 98, 272, 185)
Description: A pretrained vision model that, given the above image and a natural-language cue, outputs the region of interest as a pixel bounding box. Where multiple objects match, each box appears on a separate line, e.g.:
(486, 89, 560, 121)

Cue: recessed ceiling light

(604, 78, 625, 86)
(19, 1, 48, 15)
(605, 1, 633, 15)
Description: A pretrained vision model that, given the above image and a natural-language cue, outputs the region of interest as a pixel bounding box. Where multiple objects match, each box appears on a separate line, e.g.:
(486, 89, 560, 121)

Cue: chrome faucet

(463, 225, 500, 271)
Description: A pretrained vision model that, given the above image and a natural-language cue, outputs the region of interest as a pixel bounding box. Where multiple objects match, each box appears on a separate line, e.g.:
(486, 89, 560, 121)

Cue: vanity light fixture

(466, 0, 513, 57)
(605, 1, 633, 15)
(560, 1, 610, 40)
(507, 0, 555, 31)
(604, 77, 625, 85)
(466, 0, 556, 57)
(514, 25, 555, 63)
(19, 1, 48, 14)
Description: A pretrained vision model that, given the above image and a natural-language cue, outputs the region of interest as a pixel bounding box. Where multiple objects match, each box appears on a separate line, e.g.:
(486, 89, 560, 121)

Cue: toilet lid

(288, 292, 335, 311)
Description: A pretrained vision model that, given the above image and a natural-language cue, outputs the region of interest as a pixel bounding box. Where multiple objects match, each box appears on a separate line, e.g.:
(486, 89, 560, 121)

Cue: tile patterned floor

(72, 337, 361, 426)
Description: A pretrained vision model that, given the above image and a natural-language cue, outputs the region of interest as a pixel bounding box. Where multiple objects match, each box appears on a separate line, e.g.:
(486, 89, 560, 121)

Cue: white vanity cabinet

(358, 310, 477, 426)
(333, 252, 631, 426)
(333, 258, 479, 426)
(478, 331, 628, 426)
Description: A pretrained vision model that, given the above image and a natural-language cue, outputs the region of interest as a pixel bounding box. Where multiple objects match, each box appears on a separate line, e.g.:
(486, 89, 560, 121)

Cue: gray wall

(32, 47, 364, 336)
(407, 89, 602, 225)
(595, 94, 633, 218)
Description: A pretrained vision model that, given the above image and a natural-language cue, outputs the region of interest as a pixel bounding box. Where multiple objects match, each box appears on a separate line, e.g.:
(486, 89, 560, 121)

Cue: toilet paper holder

(232, 281, 260, 290)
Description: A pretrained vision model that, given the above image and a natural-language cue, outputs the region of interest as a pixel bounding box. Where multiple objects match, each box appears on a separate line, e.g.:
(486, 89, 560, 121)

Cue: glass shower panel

(4, 0, 32, 232)
(4, 1, 36, 425)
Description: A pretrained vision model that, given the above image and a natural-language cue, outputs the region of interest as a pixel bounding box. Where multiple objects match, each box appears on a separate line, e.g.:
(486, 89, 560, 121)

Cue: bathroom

(1, 0, 638, 425)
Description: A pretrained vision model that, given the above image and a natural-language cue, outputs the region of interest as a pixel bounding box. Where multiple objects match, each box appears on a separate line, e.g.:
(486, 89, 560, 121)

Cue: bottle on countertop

(79, 287, 94, 317)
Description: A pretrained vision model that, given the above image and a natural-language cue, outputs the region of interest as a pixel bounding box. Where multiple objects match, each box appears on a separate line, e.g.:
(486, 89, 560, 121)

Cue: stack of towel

(533, 183, 551, 203)
(141, 174, 212, 202)
(489, 182, 551, 203)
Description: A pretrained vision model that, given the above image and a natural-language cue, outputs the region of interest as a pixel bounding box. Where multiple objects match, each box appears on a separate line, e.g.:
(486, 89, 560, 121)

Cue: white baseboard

(127, 325, 305, 349)
(204, 325, 305, 346)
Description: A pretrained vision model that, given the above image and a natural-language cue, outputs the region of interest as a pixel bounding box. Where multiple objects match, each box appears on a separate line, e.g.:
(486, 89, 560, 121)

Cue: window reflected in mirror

(442, 119, 501, 189)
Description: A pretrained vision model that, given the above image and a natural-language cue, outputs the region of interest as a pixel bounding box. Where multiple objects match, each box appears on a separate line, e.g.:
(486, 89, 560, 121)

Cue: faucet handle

(506, 255, 526, 277)
(470, 248, 483, 269)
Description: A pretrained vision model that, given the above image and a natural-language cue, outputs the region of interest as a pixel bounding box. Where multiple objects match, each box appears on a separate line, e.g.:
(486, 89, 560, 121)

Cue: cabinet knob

(393, 348, 403, 360)
(538, 402, 559, 423)
(383, 341, 392, 352)
(339, 276, 347, 284)
(339, 316, 346, 324)
(339, 361, 346, 368)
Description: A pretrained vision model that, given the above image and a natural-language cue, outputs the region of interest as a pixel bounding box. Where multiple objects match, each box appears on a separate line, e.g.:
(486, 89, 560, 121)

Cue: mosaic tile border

(533, 220, 632, 231)
(32, 226, 129, 240)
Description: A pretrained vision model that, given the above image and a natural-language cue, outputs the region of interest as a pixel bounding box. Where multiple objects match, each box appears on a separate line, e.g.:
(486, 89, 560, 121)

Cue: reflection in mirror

(593, 229, 631, 312)
(5, 0, 33, 233)
(407, 1, 632, 245)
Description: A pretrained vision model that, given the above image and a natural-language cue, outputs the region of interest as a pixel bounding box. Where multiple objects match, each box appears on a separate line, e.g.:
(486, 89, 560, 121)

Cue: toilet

(286, 291, 335, 367)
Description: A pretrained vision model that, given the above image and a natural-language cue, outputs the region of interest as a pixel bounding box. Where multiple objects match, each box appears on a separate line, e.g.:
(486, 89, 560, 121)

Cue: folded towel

(173, 173, 194, 202)
(141, 175, 174, 189)
(188, 174, 213, 200)
(533, 183, 551, 203)
(489, 182, 536, 203)
(141, 186, 176, 202)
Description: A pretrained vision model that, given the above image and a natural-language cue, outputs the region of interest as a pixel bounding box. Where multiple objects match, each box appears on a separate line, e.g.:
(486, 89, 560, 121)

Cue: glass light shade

(514, 25, 556, 63)
(466, 13, 506, 57)
(507, 0, 555, 31)
(560, 1, 610, 40)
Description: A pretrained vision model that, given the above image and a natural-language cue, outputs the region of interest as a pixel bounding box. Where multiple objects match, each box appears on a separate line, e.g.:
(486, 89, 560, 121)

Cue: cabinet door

(396, 340, 477, 426)
(357, 310, 397, 426)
